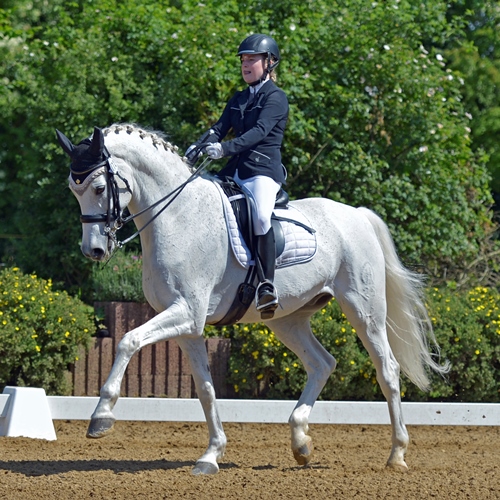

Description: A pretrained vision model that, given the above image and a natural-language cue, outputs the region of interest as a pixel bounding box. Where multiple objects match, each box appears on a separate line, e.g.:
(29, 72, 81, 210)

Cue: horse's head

(56, 127, 132, 261)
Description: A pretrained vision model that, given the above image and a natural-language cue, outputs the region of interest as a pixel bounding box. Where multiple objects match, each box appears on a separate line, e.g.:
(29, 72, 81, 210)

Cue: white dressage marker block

(0, 386, 57, 440)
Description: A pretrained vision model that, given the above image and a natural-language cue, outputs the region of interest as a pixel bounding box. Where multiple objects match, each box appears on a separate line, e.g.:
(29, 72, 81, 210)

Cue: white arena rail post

(0, 386, 57, 440)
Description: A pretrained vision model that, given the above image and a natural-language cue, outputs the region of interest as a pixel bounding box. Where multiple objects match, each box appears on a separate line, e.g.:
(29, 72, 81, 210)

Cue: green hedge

(0, 267, 95, 395)
(206, 286, 500, 402)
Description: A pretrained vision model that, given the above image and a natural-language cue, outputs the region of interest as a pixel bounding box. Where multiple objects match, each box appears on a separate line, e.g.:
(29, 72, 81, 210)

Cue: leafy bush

(207, 287, 500, 402)
(90, 251, 146, 303)
(0, 267, 95, 395)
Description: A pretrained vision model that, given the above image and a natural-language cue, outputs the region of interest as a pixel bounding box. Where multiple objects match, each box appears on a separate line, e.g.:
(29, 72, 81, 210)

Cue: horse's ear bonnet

(56, 127, 108, 184)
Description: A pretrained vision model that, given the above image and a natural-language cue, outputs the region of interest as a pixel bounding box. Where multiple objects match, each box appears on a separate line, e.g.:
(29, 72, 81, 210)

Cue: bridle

(75, 144, 212, 252)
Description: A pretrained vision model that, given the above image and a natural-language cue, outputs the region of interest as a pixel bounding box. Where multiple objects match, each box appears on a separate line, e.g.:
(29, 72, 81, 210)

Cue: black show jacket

(202, 80, 289, 185)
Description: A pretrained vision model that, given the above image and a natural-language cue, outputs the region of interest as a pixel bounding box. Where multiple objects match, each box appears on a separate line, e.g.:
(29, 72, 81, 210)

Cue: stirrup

(256, 280, 278, 319)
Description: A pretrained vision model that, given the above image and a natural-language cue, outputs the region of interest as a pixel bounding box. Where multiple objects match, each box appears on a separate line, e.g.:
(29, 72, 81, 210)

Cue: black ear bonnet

(56, 127, 109, 184)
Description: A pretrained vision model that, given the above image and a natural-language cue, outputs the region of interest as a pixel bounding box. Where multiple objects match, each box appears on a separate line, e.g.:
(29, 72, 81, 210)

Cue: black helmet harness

(237, 34, 281, 87)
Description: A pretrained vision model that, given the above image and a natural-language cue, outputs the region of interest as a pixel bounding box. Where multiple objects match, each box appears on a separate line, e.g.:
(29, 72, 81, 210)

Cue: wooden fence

(70, 302, 231, 398)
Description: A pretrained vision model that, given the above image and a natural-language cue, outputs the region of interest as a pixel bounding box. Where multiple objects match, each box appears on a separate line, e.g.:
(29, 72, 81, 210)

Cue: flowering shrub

(206, 300, 378, 401)
(0, 267, 95, 395)
(207, 286, 500, 402)
(404, 285, 500, 402)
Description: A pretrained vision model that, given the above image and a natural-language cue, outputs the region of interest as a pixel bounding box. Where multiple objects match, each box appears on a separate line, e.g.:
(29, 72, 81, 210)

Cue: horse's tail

(357, 207, 449, 391)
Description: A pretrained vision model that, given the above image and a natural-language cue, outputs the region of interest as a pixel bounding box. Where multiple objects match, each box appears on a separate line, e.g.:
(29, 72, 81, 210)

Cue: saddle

(213, 177, 315, 326)
(216, 176, 289, 260)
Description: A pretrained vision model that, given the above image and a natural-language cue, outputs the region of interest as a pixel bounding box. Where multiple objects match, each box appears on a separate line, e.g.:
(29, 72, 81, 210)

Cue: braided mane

(103, 123, 180, 156)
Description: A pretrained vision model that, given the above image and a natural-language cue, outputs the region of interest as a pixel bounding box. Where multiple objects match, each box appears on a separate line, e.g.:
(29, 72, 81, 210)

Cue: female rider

(186, 33, 289, 319)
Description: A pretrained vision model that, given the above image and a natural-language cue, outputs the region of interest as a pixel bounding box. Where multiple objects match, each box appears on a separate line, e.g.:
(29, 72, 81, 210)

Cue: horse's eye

(95, 186, 105, 195)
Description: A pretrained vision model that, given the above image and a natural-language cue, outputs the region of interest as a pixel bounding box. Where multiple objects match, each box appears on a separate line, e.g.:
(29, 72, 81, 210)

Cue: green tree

(0, 0, 496, 295)
(444, 1, 500, 192)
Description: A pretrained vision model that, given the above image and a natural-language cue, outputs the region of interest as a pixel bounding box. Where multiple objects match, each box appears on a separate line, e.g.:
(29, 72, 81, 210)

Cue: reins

(77, 144, 212, 250)
(116, 155, 212, 247)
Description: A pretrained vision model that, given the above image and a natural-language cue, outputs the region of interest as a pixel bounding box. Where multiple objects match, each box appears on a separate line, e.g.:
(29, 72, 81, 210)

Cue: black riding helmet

(237, 34, 280, 73)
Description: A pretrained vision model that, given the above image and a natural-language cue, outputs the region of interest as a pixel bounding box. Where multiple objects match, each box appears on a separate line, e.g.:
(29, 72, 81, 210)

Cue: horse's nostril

(91, 248, 105, 260)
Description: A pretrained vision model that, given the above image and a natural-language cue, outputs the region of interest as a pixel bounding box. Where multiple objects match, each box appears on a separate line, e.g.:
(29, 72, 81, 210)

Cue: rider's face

(240, 54, 266, 84)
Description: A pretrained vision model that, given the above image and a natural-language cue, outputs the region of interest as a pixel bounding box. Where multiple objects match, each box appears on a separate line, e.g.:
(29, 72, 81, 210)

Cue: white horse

(56, 123, 448, 474)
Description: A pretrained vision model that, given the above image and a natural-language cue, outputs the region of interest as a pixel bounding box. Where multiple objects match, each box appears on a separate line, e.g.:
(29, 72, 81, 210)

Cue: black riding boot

(256, 227, 278, 319)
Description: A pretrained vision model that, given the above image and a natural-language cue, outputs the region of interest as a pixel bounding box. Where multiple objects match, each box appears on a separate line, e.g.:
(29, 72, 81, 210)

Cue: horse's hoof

(86, 417, 116, 439)
(292, 437, 314, 466)
(386, 460, 409, 473)
(192, 461, 219, 475)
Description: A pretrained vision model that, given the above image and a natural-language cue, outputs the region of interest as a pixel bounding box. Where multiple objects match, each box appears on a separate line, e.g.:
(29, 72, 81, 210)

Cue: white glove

(206, 142, 224, 159)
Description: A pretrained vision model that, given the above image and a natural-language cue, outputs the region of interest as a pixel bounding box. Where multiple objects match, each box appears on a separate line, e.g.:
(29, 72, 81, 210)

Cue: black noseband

(80, 214, 108, 223)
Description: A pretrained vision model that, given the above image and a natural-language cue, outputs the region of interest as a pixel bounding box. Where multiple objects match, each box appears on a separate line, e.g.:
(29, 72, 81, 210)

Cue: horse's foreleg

(87, 306, 198, 439)
(176, 336, 226, 475)
(86, 330, 138, 438)
(267, 315, 336, 466)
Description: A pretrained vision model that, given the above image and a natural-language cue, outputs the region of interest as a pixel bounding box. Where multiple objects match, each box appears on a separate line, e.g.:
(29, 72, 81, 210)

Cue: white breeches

(234, 172, 281, 235)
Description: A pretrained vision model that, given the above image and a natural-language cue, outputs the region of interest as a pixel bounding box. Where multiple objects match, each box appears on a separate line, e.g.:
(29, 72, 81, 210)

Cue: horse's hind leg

(337, 291, 409, 471)
(266, 312, 337, 466)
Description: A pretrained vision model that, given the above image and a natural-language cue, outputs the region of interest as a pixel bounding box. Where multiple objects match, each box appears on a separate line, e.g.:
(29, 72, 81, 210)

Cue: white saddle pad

(214, 183, 317, 269)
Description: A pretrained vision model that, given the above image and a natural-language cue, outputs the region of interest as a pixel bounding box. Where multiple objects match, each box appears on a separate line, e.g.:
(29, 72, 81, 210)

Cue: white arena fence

(0, 386, 499, 441)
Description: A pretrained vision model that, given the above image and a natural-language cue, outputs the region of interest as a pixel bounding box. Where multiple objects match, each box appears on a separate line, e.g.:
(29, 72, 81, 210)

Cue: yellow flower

(257, 374, 264, 380)
(65, 331, 70, 338)
(35, 346, 41, 352)
(475, 350, 480, 355)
